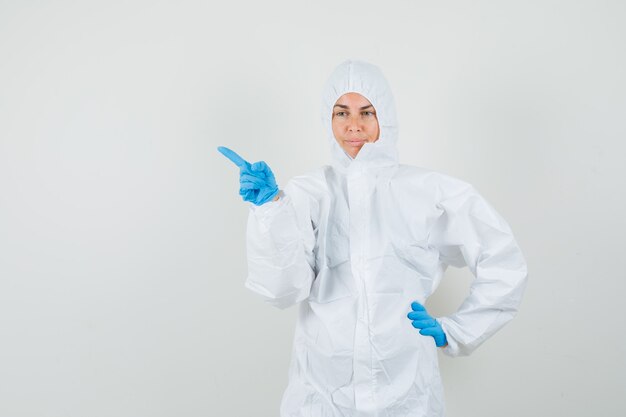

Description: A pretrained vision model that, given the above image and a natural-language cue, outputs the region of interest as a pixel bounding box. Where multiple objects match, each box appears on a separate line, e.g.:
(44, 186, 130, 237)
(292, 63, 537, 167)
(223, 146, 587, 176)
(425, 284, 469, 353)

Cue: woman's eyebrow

(333, 104, 375, 110)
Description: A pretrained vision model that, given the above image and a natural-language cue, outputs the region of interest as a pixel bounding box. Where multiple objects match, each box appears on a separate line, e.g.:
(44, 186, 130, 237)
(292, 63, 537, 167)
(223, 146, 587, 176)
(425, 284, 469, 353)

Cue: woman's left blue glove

(407, 301, 448, 347)
(217, 146, 279, 206)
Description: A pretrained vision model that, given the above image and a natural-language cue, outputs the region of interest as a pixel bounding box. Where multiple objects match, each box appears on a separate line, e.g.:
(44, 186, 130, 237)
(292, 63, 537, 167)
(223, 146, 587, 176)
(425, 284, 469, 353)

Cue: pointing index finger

(217, 146, 250, 169)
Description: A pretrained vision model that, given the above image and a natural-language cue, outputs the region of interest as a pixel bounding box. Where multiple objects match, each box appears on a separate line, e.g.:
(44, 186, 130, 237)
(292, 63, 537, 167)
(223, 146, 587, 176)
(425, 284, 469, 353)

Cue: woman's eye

(336, 112, 346, 117)
(362, 111, 375, 116)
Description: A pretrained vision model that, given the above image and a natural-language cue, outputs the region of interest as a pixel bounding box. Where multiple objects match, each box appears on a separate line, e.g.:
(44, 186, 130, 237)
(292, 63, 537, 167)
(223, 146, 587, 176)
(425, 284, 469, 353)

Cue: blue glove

(217, 146, 279, 206)
(407, 301, 448, 347)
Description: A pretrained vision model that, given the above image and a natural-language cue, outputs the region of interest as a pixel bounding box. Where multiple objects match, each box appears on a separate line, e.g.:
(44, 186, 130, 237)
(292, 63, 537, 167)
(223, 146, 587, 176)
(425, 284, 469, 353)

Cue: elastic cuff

(437, 317, 461, 357)
(250, 190, 286, 214)
(249, 190, 290, 231)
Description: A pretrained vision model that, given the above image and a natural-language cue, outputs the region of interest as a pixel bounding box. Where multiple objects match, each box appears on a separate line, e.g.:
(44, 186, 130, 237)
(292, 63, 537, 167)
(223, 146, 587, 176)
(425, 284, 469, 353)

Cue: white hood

(320, 59, 399, 170)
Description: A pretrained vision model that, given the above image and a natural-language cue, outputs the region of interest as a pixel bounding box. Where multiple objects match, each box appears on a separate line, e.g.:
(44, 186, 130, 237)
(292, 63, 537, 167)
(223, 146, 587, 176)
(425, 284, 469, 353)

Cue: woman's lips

(346, 139, 365, 146)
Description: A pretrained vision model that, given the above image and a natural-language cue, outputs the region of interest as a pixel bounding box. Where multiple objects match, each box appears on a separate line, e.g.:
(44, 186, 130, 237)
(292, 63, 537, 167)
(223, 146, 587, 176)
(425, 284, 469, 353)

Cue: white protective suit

(244, 60, 528, 417)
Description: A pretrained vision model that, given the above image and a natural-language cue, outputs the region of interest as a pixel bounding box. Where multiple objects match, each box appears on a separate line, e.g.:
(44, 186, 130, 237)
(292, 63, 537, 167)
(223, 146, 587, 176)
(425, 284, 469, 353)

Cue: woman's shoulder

(395, 164, 475, 200)
(396, 164, 471, 188)
(282, 166, 328, 201)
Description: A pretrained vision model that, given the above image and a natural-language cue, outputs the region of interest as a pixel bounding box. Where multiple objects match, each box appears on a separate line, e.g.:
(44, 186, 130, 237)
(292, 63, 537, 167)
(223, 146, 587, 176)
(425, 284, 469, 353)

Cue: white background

(1, 1, 625, 416)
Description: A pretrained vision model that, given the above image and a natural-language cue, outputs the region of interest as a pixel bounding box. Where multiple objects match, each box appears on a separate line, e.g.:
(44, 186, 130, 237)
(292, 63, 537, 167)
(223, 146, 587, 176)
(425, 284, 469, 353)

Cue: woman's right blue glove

(217, 146, 279, 206)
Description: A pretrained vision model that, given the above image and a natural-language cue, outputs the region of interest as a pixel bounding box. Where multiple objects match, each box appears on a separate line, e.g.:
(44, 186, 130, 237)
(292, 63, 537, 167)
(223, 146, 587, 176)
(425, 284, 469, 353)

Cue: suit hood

(320, 60, 399, 170)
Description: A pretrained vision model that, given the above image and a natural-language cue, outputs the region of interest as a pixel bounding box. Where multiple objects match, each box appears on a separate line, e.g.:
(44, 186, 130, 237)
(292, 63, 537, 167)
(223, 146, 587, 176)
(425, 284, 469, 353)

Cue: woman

(219, 59, 528, 417)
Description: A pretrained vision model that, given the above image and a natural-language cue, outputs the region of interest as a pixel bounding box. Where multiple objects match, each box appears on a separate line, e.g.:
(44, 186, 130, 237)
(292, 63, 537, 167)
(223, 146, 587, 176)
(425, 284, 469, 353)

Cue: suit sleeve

(245, 181, 317, 309)
(428, 181, 528, 357)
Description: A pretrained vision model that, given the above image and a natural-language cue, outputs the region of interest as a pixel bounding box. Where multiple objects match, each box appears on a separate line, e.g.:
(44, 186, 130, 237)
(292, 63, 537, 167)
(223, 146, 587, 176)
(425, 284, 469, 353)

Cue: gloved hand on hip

(218, 146, 279, 206)
(407, 301, 448, 347)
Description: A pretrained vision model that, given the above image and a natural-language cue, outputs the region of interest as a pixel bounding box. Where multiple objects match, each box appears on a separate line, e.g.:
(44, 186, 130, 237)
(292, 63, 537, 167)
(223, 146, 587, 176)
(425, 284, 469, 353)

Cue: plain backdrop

(1, 1, 625, 416)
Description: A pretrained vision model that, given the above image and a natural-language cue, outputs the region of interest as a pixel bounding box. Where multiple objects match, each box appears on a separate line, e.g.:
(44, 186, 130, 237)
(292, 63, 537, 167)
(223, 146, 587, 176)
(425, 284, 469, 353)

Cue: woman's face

(331, 92, 380, 158)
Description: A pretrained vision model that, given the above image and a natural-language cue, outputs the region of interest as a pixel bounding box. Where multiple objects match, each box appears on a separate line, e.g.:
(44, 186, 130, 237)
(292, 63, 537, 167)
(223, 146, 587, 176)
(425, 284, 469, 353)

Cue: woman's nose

(348, 116, 361, 131)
